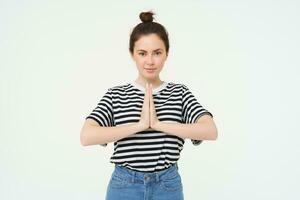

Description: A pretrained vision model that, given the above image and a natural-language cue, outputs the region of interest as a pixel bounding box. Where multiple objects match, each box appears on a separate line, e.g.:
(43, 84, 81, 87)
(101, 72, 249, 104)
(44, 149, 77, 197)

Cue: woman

(80, 11, 218, 200)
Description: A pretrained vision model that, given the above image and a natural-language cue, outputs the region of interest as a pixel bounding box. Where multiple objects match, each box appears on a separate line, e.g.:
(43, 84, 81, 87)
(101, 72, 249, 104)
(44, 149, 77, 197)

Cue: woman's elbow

(211, 128, 218, 140)
(80, 129, 89, 146)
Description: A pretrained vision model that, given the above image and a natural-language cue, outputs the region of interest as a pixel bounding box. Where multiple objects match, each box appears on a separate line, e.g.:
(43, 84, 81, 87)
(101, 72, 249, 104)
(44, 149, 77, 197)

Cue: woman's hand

(138, 83, 150, 130)
(149, 84, 160, 130)
(138, 83, 161, 131)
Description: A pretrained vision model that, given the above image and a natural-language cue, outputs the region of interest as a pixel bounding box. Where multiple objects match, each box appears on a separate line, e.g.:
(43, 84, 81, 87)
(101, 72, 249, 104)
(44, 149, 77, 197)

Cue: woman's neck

(134, 78, 164, 89)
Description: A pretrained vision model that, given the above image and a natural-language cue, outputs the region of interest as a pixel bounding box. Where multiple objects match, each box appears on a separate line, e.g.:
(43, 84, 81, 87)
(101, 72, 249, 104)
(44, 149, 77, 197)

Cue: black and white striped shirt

(85, 81, 213, 172)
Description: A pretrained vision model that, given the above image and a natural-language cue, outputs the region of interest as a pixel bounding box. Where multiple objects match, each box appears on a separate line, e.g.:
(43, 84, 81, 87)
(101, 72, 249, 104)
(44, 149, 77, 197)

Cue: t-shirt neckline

(129, 81, 168, 94)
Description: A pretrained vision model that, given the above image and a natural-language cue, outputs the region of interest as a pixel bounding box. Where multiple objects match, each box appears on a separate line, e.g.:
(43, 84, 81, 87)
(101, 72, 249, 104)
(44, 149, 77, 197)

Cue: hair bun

(139, 11, 155, 23)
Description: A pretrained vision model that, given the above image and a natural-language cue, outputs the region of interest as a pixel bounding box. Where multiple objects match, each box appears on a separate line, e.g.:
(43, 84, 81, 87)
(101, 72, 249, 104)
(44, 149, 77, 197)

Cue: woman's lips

(145, 68, 156, 73)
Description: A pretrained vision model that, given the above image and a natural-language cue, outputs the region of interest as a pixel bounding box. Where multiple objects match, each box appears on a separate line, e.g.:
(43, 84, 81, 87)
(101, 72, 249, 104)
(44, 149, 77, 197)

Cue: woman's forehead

(135, 37, 165, 51)
(136, 48, 163, 52)
(136, 34, 163, 43)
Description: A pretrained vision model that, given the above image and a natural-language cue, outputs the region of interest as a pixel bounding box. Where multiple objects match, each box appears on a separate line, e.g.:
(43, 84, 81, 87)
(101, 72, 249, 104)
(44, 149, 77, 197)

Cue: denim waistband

(112, 163, 179, 183)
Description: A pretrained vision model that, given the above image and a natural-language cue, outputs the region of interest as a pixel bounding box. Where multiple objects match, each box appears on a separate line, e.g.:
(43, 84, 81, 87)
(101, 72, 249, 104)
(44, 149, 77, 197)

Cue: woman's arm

(154, 115, 218, 140)
(80, 119, 144, 146)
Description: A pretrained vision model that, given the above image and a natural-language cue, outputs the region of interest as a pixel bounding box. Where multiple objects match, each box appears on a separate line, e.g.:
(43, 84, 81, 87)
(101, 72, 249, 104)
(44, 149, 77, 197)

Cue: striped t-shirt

(85, 81, 213, 172)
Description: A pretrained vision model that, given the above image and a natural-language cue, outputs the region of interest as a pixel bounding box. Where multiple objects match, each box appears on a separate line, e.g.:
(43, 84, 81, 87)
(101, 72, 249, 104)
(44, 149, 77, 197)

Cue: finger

(146, 83, 150, 104)
(149, 83, 152, 95)
(142, 83, 149, 112)
(149, 84, 154, 111)
(142, 83, 149, 109)
(144, 83, 149, 97)
(149, 84, 152, 100)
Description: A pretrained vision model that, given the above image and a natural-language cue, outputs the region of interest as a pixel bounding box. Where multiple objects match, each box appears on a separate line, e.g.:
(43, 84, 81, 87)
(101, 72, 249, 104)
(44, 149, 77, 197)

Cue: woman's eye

(138, 52, 161, 56)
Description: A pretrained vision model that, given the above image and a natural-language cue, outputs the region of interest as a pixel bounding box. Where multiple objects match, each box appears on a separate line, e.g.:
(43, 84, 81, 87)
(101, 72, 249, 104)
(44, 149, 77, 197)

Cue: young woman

(80, 11, 218, 200)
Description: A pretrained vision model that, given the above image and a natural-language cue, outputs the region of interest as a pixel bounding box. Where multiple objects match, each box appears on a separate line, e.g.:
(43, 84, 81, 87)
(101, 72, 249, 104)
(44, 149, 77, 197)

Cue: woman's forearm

(80, 123, 144, 146)
(155, 121, 218, 141)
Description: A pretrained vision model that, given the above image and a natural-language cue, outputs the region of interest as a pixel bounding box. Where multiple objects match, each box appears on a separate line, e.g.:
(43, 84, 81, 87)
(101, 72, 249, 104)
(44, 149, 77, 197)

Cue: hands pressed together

(136, 82, 217, 140)
(138, 83, 161, 131)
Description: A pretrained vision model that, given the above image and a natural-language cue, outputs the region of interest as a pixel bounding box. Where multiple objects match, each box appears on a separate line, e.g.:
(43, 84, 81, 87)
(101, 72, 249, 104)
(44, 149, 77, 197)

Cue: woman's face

(131, 33, 168, 81)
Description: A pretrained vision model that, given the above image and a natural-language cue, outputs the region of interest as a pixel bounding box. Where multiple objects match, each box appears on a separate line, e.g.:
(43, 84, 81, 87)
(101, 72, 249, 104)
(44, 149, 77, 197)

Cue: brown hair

(129, 11, 169, 56)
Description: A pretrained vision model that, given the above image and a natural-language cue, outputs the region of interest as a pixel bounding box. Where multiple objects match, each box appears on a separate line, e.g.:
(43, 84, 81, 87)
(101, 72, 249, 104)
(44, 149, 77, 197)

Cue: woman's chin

(143, 74, 158, 80)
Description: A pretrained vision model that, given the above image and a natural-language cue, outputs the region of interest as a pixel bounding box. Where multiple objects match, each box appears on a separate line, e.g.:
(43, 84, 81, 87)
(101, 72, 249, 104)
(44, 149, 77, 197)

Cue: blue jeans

(105, 163, 184, 200)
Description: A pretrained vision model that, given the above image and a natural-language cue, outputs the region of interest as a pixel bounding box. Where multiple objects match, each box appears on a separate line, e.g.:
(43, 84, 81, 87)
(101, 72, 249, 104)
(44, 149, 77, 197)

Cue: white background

(1, 0, 299, 199)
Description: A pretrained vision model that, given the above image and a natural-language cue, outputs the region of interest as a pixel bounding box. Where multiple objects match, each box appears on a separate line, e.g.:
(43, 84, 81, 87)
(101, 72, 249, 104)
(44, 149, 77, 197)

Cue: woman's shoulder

(167, 82, 195, 93)
(107, 82, 132, 91)
(167, 81, 186, 88)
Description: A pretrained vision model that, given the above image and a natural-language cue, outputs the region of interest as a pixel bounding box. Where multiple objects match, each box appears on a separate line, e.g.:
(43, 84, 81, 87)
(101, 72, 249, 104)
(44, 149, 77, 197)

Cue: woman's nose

(146, 55, 154, 64)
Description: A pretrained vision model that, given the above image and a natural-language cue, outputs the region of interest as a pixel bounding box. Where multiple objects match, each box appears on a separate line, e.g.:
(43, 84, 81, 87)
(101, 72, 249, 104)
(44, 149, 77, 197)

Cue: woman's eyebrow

(137, 48, 163, 52)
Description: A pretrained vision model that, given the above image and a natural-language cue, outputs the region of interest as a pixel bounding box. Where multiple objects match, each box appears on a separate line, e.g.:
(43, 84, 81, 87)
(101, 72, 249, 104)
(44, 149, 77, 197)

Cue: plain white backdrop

(1, 0, 299, 199)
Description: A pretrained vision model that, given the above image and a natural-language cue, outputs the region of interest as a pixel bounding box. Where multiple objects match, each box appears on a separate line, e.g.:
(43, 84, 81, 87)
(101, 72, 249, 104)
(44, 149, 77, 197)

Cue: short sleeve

(182, 84, 213, 146)
(85, 88, 115, 147)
